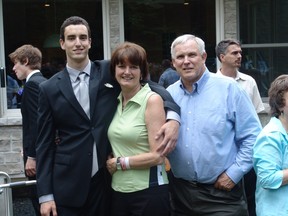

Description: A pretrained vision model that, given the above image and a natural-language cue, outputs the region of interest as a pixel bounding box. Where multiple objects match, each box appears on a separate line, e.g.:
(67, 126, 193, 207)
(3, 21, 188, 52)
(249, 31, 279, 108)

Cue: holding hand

(155, 120, 179, 156)
(106, 154, 117, 175)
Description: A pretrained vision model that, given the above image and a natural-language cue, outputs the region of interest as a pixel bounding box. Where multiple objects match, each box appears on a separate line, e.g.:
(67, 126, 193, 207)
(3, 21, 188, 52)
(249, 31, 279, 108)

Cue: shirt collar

(236, 71, 247, 81)
(271, 117, 288, 137)
(118, 83, 150, 106)
(179, 67, 210, 94)
(26, 70, 40, 82)
(217, 69, 247, 82)
(67, 61, 91, 82)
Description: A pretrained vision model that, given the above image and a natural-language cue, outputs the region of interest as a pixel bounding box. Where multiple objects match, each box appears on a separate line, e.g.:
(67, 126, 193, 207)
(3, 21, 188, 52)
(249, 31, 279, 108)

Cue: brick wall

(0, 118, 24, 179)
(224, 0, 238, 39)
(109, 0, 122, 53)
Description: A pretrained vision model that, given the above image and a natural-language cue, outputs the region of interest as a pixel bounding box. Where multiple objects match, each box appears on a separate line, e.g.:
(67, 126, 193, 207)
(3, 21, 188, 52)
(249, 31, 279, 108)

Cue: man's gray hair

(171, 34, 206, 59)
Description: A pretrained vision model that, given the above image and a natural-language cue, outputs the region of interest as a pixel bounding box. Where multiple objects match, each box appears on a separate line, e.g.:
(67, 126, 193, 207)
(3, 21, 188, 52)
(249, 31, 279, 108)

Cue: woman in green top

(106, 42, 170, 216)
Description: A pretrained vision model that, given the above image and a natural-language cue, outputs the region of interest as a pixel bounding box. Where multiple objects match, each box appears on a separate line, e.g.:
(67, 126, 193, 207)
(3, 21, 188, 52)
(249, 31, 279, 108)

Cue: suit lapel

(57, 68, 89, 120)
(89, 62, 100, 122)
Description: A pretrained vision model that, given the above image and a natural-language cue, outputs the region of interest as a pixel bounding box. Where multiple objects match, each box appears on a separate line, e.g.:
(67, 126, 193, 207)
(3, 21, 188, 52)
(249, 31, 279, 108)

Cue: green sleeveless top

(108, 83, 168, 193)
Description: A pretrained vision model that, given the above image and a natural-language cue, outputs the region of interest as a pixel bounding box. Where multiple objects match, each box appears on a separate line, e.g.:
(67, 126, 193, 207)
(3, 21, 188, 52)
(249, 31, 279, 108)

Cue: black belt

(178, 177, 214, 187)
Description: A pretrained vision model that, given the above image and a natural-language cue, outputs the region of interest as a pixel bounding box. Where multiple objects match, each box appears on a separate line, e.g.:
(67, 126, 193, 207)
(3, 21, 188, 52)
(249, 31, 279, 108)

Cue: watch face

(116, 157, 121, 170)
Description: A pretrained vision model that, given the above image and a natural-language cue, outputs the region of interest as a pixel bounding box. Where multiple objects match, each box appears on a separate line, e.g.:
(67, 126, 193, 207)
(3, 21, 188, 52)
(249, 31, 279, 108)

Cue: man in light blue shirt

(167, 34, 262, 216)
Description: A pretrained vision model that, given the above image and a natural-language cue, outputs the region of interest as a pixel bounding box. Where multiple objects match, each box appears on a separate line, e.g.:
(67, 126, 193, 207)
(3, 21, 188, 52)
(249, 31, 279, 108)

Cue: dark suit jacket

(21, 72, 47, 162)
(36, 60, 180, 207)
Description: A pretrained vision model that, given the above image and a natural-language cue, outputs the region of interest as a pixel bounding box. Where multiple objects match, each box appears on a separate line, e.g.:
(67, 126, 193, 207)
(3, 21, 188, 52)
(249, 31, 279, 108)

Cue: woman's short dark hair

(110, 42, 149, 80)
(268, 74, 288, 117)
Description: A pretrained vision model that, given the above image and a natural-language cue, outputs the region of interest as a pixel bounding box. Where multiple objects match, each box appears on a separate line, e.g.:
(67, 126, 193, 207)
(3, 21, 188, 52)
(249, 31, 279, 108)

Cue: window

(123, 0, 216, 82)
(239, 0, 288, 96)
(1, 0, 103, 111)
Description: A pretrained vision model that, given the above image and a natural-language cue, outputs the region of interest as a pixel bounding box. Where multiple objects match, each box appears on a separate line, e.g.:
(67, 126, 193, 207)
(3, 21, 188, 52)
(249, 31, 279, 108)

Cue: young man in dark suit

(36, 16, 180, 216)
(9, 44, 47, 216)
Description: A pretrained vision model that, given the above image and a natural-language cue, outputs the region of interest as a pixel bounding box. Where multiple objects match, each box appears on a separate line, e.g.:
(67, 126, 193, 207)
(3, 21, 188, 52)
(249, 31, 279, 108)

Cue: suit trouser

(56, 168, 112, 216)
(169, 173, 248, 216)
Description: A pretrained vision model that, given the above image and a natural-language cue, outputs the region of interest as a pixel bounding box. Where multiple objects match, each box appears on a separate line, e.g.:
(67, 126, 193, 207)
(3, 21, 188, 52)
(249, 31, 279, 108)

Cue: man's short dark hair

(215, 39, 241, 62)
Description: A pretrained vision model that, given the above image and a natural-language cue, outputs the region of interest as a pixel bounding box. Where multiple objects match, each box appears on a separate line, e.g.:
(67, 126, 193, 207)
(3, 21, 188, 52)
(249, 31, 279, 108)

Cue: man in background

(6, 74, 20, 108)
(215, 39, 264, 113)
(216, 39, 265, 216)
(158, 59, 180, 88)
(9, 44, 47, 216)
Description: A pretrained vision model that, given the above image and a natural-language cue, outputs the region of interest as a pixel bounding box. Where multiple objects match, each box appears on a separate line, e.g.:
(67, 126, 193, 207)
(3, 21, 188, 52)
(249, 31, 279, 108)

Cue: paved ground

(13, 197, 35, 216)
(12, 187, 36, 216)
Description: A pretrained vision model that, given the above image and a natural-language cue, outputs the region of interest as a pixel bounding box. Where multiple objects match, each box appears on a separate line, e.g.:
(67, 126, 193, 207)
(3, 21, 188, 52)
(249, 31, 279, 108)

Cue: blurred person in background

(158, 59, 180, 88)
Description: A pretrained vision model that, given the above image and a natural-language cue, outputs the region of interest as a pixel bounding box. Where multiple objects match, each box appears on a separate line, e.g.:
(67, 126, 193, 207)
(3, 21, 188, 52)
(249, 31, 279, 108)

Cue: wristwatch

(116, 157, 121, 170)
